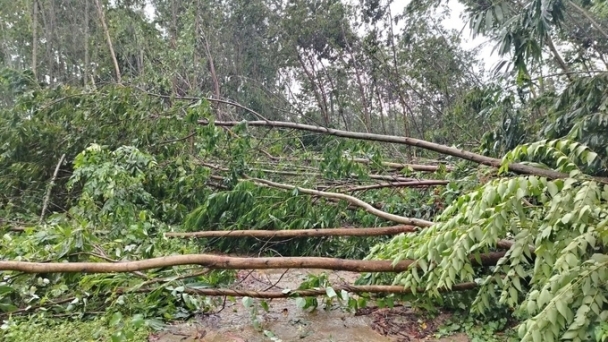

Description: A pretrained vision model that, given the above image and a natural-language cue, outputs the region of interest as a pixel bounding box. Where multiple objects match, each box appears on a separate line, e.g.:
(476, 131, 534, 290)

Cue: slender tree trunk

(84, 0, 89, 86)
(170, 0, 178, 94)
(545, 33, 573, 81)
(376, 86, 387, 134)
(193, 0, 200, 91)
(344, 44, 371, 132)
(94, 0, 121, 83)
(36, 0, 53, 82)
(296, 51, 329, 126)
(31, 0, 38, 78)
(201, 29, 222, 119)
(307, 54, 330, 126)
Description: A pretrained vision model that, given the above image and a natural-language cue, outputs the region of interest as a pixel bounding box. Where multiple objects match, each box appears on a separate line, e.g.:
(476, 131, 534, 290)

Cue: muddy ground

(148, 269, 469, 342)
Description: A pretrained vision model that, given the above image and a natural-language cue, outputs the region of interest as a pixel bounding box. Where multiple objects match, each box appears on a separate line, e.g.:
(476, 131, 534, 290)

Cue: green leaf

(242, 296, 253, 308)
(556, 300, 570, 319)
(547, 182, 558, 197)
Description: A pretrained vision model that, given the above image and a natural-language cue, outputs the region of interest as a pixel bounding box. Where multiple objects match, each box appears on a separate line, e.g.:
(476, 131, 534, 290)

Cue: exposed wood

(0, 252, 505, 274)
(250, 177, 434, 227)
(165, 225, 417, 239)
(200, 120, 570, 179)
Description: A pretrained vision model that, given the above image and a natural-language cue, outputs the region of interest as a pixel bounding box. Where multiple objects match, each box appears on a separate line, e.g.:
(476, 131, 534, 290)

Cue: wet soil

(148, 269, 469, 342)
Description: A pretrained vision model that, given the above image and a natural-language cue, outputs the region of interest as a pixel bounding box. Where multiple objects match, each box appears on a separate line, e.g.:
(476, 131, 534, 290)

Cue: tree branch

(123, 282, 478, 299)
(199, 120, 570, 179)
(165, 225, 417, 239)
(249, 177, 434, 227)
(0, 252, 505, 274)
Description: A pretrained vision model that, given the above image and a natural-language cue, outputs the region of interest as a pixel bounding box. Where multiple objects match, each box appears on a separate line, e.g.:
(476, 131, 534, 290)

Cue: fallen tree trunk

(201, 120, 568, 179)
(165, 225, 417, 239)
(201, 160, 418, 182)
(347, 180, 449, 192)
(122, 282, 478, 298)
(350, 158, 453, 172)
(0, 252, 505, 274)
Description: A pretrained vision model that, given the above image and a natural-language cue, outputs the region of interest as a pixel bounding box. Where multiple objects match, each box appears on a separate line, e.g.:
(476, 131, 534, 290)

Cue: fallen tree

(200, 119, 568, 179)
(122, 282, 478, 298)
(346, 180, 449, 192)
(0, 252, 505, 274)
(165, 225, 417, 238)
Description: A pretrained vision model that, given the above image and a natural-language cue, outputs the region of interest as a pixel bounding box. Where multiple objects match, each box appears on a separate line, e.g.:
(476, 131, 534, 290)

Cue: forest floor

(148, 268, 470, 342)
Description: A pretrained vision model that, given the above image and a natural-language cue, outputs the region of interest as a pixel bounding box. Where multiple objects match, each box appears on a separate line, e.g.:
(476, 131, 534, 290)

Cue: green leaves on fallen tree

(501, 138, 600, 177)
(368, 139, 608, 342)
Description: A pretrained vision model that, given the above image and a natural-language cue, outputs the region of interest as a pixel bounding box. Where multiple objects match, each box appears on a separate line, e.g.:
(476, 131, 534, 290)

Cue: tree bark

(165, 225, 417, 239)
(0, 252, 505, 274)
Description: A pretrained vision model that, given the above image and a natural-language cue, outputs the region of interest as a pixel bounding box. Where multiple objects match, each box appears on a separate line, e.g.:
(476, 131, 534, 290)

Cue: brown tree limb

(347, 181, 449, 192)
(0, 252, 505, 274)
(349, 158, 453, 172)
(199, 120, 570, 179)
(249, 177, 434, 227)
(165, 225, 417, 239)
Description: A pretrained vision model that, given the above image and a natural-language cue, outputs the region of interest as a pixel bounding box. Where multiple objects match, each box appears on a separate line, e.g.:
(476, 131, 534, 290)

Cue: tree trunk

(201, 119, 577, 180)
(166, 225, 417, 238)
(31, 0, 38, 78)
(0, 252, 506, 273)
(84, 0, 89, 86)
(125, 282, 478, 298)
(94, 0, 121, 83)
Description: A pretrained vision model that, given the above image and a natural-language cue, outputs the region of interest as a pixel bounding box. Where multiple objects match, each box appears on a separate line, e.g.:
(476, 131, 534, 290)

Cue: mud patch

(367, 307, 453, 342)
(148, 269, 470, 342)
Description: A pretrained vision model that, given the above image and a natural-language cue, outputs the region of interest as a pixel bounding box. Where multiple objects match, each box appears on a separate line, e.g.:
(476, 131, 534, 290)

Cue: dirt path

(148, 269, 469, 342)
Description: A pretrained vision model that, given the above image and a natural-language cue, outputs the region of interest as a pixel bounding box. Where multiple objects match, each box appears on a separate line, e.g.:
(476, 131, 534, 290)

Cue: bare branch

(250, 177, 434, 227)
(0, 252, 506, 274)
(165, 225, 417, 239)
